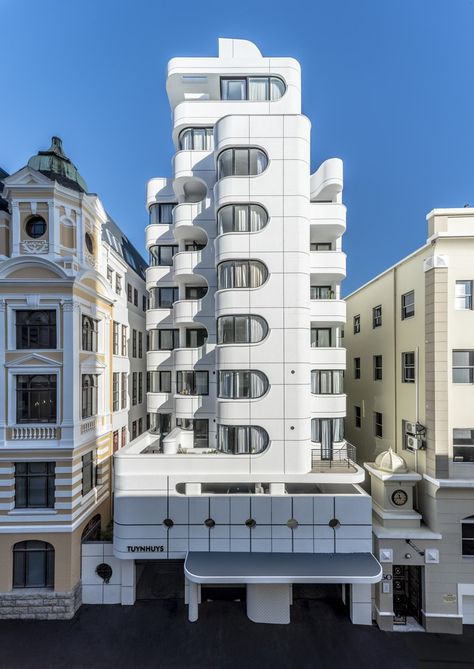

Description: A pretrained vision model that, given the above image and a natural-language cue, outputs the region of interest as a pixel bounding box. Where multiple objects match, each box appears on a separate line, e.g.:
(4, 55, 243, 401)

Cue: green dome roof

(28, 136, 88, 193)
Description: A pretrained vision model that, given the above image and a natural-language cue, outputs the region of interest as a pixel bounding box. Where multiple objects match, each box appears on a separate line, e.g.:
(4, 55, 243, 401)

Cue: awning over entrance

(184, 552, 382, 585)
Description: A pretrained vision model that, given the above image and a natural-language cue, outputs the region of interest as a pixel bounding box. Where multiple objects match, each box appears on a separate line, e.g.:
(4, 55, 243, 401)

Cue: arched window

(218, 370, 268, 399)
(217, 315, 268, 344)
(81, 514, 101, 542)
(218, 204, 268, 234)
(179, 128, 214, 151)
(13, 540, 54, 588)
(217, 260, 267, 290)
(217, 425, 269, 455)
(217, 148, 268, 180)
(25, 215, 47, 239)
(311, 370, 344, 394)
(82, 315, 98, 352)
(462, 516, 474, 556)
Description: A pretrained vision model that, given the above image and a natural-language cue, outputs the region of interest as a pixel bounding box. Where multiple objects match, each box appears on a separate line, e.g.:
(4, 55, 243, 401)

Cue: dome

(28, 136, 88, 193)
(374, 447, 408, 473)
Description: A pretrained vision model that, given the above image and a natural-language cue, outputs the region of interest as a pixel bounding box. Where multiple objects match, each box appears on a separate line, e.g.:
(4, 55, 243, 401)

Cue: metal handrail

(311, 442, 357, 469)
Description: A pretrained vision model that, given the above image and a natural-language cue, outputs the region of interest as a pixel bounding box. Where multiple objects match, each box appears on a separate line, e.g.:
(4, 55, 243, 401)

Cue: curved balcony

(310, 251, 346, 282)
(146, 177, 175, 211)
(173, 150, 213, 203)
(310, 393, 346, 418)
(310, 299, 346, 325)
(146, 308, 174, 329)
(145, 223, 175, 248)
(310, 346, 346, 369)
(148, 392, 173, 413)
(146, 349, 173, 368)
(173, 202, 211, 243)
(173, 345, 209, 367)
(173, 250, 203, 280)
(309, 203, 346, 240)
(175, 394, 206, 419)
(173, 299, 203, 325)
(146, 265, 173, 286)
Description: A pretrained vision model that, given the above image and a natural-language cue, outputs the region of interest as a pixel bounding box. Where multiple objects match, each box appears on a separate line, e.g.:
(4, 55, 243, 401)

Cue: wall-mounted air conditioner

(406, 435, 421, 451)
(405, 422, 417, 436)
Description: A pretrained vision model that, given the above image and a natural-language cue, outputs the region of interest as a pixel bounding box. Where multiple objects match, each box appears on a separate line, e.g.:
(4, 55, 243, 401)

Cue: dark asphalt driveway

(0, 596, 473, 669)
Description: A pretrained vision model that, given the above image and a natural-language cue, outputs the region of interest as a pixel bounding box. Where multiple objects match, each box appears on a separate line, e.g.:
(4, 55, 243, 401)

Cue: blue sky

(1, 0, 473, 293)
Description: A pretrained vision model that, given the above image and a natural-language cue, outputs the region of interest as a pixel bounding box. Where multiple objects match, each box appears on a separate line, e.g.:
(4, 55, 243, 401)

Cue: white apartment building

(111, 38, 381, 625)
(345, 208, 474, 633)
(0, 138, 147, 619)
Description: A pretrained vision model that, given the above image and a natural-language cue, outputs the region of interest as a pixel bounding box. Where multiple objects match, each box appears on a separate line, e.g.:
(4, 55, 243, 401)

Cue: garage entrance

(136, 560, 184, 600)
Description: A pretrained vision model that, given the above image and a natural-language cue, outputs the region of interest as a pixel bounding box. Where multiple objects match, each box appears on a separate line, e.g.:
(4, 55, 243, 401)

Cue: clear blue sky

(1, 0, 473, 293)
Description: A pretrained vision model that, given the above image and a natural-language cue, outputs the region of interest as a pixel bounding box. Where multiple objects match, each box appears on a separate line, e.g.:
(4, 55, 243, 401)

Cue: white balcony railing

(11, 426, 58, 440)
(81, 419, 97, 434)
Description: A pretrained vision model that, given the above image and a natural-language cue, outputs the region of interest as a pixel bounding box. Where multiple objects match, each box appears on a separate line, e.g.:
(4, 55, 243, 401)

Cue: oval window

(217, 315, 268, 344)
(218, 204, 268, 234)
(217, 148, 268, 179)
(85, 232, 94, 254)
(217, 425, 269, 455)
(217, 260, 267, 289)
(25, 216, 47, 239)
(218, 370, 268, 399)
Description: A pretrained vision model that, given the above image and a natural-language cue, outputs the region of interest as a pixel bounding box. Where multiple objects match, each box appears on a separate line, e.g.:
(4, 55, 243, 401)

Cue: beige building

(345, 208, 474, 633)
(0, 138, 147, 619)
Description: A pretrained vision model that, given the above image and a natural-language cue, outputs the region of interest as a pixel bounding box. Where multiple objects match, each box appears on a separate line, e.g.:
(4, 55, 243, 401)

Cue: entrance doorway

(393, 565, 423, 624)
(136, 560, 184, 600)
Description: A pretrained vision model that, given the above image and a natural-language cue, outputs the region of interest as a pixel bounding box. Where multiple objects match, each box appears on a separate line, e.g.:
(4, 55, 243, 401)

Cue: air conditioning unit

(406, 435, 421, 451)
(405, 422, 417, 436)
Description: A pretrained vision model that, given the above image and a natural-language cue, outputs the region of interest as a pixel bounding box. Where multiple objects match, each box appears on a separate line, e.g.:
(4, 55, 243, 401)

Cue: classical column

(61, 299, 80, 446)
(11, 202, 20, 256)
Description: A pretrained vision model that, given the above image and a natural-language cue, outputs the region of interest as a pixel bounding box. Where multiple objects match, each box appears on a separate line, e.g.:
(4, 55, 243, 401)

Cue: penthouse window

(176, 371, 209, 396)
(149, 245, 178, 267)
(82, 315, 98, 352)
(179, 128, 214, 151)
(217, 148, 268, 180)
(217, 260, 267, 289)
(149, 287, 179, 309)
(217, 315, 268, 345)
(218, 370, 268, 399)
(220, 76, 285, 101)
(217, 204, 268, 234)
(16, 374, 57, 424)
(311, 370, 344, 395)
(217, 425, 269, 455)
(16, 310, 57, 349)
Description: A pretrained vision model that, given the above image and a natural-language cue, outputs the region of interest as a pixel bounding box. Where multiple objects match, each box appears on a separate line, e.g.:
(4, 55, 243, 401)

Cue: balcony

(146, 308, 174, 329)
(147, 349, 173, 368)
(10, 426, 59, 441)
(173, 202, 211, 242)
(148, 392, 172, 413)
(145, 223, 175, 248)
(173, 299, 203, 325)
(311, 442, 357, 473)
(309, 203, 346, 240)
(147, 264, 173, 285)
(310, 393, 346, 417)
(310, 346, 346, 368)
(173, 250, 203, 279)
(174, 345, 210, 367)
(310, 251, 346, 282)
(310, 299, 346, 324)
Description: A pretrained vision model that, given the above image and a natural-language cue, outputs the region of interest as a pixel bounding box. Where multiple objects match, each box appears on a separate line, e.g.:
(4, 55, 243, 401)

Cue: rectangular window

(81, 374, 98, 419)
(112, 373, 120, 411)
(16, 310, 57, 350)
(402, 352, 416, 383)
(453, 350, 474, 383)
(453, 429, 474, 463)
(82, 452, 95, 496)
(131, 421, 137, 440)
(113, 430, 119, 453)
(113, 322, 119, 355)
(354, 357, 361, 379)
(134, 288, 138, 307)
(193, 419, 209, 448)
(310, 242, 332, 251)
(150, 245, 178, 266)
(132, 329, 137, 358)
(121, 325, 127, 356)
(186, 329, 207, 348)
(138, 332, 143, 358)
(142, 295, 147, 312)
(353, 315, 360, 334)
(138, 372, 143, 404)
(15, 462, 55, 509)
(121, 425, 127, 447)
(374, 412, 383, 438)
(311, 328, 332, 348)
(13, 542, 54, 589)
(176, 371, 209, 395)
(148, 371, 172, 393)
(401, 290, 415, 319)
(152, 203, 175, 224)
(221, 78, 247, 100)
(462, 521, 474, 556)
(115, 274, 122, 295)
(82, 315, 98, 352)
(121, 373, 127, 409)
(372, 305, 382, 328)
(354, 406, 361, 429)
(149, 287, 179, 309)
(149, 329, 179, 351)
(455, 280, 473, 310)
(107, 266, 113, 285)
(132, 372, 137, 406)
(310, 285, 333, 300)
(185, 285, 207, 300)
(138, 418, 143, 435)
(127, 284, 132, 302)
(16, 374, 57, 424)
(374, 355, 383, 381)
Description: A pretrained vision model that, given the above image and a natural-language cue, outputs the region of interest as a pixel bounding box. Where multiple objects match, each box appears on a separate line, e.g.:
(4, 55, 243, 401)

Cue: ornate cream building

(0, 138, 147, 618)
